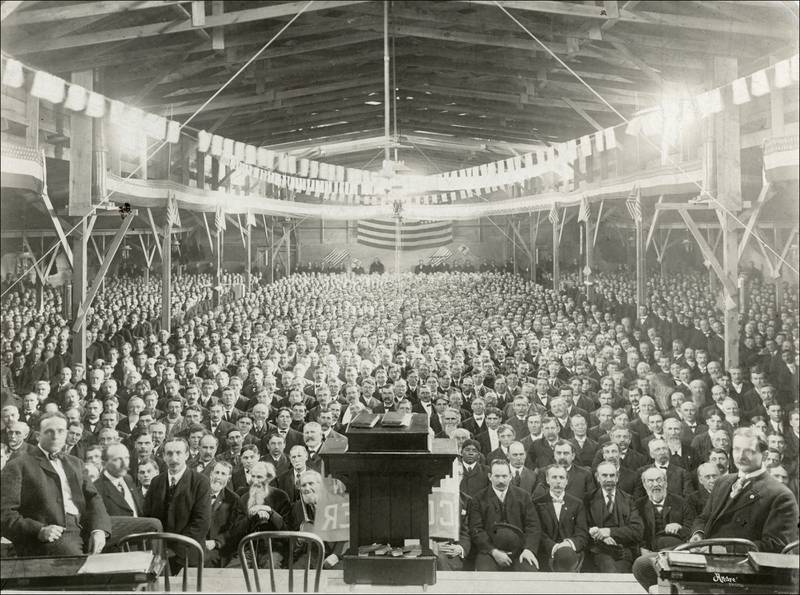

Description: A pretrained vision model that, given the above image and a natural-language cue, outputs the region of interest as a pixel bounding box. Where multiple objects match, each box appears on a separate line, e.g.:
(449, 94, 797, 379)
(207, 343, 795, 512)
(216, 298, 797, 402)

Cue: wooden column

(285, 224, 291, 276)
(215, 228, 222, 305)
(585, 206, 594, 301)
(529, 212, 539, 284)
(246, 224, 252, 293)
(635, 217, 646, 312)
(713, 56, 742, 368)
(552, 208, 560, 292)
(71, 220, 88, 369)
(68, 70, 93, 216)
(161, 221, 172, 333)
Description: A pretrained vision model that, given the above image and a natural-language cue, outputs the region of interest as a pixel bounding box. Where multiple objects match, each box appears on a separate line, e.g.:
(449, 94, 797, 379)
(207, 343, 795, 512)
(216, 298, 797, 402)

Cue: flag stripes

(322, 249, 350, 267)
(548, 206, 559, 227)
(626, 185, 642, 223)
(0, 142, 44, 193)
(357, 219, 452, 250)
(578, 196, 590, 223)
(215, 205, 226, 232)
(166, 195, 181, 229)
(429, 246, 453, 266)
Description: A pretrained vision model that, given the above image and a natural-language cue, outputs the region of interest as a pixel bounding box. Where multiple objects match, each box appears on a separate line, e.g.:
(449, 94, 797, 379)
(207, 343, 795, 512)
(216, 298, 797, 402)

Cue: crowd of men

(0, 267, 797, 584)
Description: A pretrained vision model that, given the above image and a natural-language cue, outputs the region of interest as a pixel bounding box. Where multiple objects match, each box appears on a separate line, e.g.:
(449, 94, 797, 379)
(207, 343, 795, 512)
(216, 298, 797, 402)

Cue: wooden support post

(635, 216, 646, 312)
(69, 70, 93, 217)
(285, 223, 291, 276)
(72, 212, 136, 333)
(246, 223, 252, 293)
(585, 203, 594, 301)
(721, 212, 739, 369)
(70, 219, 89, 369)
(530, 212, 539, 284)
(215, 228, 222, 305)
(162, 219, 172, 333)
(269, 217, 275, 283)
(552, 206, 560, 293)
(26, 94, 39, 148)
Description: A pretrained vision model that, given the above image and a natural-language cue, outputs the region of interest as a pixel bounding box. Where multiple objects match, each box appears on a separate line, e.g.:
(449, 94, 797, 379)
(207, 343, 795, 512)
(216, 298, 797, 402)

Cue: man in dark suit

(143, 436, 211, 568)
(204, 460, 244, 567)
(4, 421, 36, 460)
(272, 408, 304, 454)
(507, 441, 537, 494)
(690, 428, 798, 552)
(262, 433, 291, 479)
(686, 462, 720, 517)
(94, 443, 162, 549)
(469, 458, 541, 571)
(533, 464, 589, 572)
(276, 445, 311, 502)
(526, 417, 560, 470)
(206, 403, 235, 452)
(94, 443, 144, 517)
(634, 439, 692, 499)
(460, 439, 489, 497)
(569, 414, 599, 468)
(1, 412, 111, 556)
(534, 439, 594, 501)
(586, 462, 644, 573)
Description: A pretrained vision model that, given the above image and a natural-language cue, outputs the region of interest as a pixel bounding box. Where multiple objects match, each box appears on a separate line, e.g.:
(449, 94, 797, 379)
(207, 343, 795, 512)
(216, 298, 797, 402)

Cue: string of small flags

(2, 52, 797, 206)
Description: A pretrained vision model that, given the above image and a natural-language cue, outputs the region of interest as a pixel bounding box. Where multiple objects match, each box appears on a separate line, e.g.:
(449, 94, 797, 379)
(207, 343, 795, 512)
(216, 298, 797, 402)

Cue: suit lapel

(725, 482, 762, 515)
(105, 476, 131, 511)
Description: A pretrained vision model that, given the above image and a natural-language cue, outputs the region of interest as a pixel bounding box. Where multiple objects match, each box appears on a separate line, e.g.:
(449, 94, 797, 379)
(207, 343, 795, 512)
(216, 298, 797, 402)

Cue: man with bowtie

(533, 464, 588, 572)
(1, 412, 111, 556)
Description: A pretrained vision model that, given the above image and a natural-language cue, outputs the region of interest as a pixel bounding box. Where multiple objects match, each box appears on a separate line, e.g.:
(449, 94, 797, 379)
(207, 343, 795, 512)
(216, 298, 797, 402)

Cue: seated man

(686, 462, 720, 517)
(1, 412, 111, 556)
(204, 461, 244, 568)
(586, 462, 644, 573)
(469, 458, 540, 572)
(288, 470, 348, 570)
(533, 464, 589, 572)
(238, 461, 292, 566)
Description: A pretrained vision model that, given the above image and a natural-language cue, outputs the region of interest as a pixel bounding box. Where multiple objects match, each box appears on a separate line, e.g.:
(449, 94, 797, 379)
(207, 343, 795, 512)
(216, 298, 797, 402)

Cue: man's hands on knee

(491, 548, 512, 567)
(519, 549, 539, 569)
(38, 525, 64, 543)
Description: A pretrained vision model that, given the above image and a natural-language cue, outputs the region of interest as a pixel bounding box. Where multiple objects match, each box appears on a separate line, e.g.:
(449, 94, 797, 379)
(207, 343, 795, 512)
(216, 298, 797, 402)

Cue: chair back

(237, 530, 325, 592)
(674, 538, 759, 554)
(781, 540, 799, 555)
(118, 531, 204, 591)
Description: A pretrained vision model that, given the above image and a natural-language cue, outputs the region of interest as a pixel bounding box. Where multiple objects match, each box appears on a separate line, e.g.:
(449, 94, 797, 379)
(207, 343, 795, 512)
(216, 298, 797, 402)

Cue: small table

(655, 551, 799, 594)
(1, 551, 163, 591)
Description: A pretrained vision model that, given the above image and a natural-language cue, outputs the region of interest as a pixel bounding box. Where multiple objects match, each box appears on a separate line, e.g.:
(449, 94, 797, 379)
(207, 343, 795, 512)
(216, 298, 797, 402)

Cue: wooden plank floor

(202, 569, 646, 593)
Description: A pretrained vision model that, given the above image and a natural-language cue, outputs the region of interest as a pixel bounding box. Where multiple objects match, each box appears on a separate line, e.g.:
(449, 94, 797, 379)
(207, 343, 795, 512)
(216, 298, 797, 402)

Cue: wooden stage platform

(202, 569, 646, 593)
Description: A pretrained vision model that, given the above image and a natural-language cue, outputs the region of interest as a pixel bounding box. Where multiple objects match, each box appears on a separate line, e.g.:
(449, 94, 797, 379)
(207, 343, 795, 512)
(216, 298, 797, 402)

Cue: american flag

(357, 219, 452, 251)
(322, 249, 350, 267)
(214, 205, 226, 233)
(626, 185, 642, 223)
(166, 195, 181, 229)
(429, 246, 453, 266)
(0, 142, 44, 193)
(578, 196, 590, 223)
(548, 205, 559, 227)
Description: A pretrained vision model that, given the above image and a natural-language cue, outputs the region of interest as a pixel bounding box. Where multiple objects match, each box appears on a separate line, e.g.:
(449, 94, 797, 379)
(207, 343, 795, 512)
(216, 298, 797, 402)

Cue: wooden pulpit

(320, 413, 459, 586)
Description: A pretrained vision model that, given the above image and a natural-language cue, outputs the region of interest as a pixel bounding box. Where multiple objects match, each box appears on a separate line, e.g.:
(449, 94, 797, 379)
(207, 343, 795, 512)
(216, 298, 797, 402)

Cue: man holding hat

(469, 458, 541, 571)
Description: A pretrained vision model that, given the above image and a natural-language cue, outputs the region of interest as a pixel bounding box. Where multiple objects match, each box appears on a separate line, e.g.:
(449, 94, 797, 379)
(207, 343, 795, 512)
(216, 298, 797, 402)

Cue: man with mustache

(289, 469, 347, 569)
(469, 458, 541, 571)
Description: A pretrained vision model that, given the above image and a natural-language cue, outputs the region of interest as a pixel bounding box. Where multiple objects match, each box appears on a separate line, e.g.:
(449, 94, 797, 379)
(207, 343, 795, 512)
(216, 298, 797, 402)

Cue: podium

(321, 413, 459, 586)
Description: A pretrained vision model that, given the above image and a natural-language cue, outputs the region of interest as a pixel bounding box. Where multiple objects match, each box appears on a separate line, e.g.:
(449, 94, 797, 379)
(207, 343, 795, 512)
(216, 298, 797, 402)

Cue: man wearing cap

(469, 458, 541, 571)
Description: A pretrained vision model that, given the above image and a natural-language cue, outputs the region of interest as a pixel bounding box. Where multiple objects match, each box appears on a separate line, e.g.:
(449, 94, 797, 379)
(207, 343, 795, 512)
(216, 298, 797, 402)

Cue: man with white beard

(239, 461, 291, 566)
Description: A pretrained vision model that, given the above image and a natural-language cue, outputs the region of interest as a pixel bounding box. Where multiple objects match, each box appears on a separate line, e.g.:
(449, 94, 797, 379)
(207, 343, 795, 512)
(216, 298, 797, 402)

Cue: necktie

(730, 476, 748, 499)
(48, 451, 64, 461)
(118, 483, 125, 495)
(606, 495, 614, 514)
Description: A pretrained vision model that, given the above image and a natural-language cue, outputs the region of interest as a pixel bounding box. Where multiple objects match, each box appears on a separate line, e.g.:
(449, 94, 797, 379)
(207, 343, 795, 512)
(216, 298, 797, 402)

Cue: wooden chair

(781, 540, 799, 554)
(237, 530, 325, 592)
(118, 531, 204, 592)
(673, 537, 759, 554)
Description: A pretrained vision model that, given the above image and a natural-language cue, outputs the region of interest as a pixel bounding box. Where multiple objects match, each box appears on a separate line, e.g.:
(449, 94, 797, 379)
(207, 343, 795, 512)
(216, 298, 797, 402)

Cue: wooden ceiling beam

(462, 1, 794, 38)
(9, 0, 372, 54)
(2, 1, 182, 25)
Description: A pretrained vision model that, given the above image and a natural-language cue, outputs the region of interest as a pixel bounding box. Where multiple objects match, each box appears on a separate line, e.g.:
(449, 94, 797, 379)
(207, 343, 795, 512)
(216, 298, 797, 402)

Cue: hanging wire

(492, 1, 799, 277)
(0, 0, 316, 298)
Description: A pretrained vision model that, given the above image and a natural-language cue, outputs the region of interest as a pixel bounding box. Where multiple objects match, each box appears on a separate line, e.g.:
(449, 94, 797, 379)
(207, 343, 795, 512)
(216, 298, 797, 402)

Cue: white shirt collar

(168, 466, 187, 485)
(103, 470, 126, 487)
